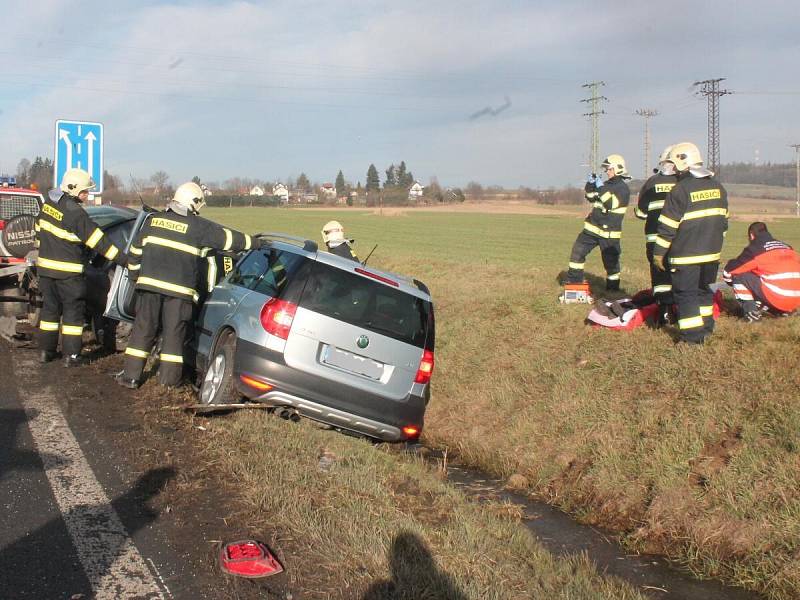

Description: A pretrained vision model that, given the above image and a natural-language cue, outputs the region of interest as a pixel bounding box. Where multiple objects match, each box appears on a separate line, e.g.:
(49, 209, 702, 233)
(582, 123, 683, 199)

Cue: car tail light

(414, 349, 434, 384)
(354, 267, 399, 287)
(0, 220, 5, 231)
(402, 425, 421, 438)
(260, 298, 297, 340)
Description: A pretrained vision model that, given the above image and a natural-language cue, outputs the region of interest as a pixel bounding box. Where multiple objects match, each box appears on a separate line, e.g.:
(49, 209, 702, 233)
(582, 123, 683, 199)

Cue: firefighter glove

(652, 254, 666, 271)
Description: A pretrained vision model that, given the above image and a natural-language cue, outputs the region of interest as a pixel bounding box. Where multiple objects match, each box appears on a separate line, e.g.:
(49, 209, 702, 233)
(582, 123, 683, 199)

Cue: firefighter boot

(39, 350, 62, 363)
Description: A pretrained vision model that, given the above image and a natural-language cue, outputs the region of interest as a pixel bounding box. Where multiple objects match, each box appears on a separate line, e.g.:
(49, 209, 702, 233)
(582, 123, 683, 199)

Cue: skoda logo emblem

(357, 335, 370, 349)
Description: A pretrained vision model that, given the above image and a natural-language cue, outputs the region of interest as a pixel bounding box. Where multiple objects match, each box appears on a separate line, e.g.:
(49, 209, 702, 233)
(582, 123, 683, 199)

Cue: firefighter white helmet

(658, 145, 673, 165)
(169, 182, 206, 215)
(60, 168, 95, 195)
(667, 142, 703, 172)
(601, 154, 628, 177)
(321, 220, 345, 245)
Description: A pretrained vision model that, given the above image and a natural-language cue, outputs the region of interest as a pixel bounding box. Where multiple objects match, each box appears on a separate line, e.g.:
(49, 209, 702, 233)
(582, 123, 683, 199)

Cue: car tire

(199, 334, 237, 405)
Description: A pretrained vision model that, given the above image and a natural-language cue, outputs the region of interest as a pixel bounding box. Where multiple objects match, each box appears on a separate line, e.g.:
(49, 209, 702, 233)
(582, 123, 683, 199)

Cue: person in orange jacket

(723, 222, 800, 321)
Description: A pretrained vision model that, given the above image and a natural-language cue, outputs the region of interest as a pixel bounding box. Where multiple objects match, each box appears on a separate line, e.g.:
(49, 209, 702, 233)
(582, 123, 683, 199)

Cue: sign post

(54, 120, 104, 202)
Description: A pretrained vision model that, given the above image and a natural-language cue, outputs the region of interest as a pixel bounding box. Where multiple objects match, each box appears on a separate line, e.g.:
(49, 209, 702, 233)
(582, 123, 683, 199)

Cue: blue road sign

(54, 120, 104, 194)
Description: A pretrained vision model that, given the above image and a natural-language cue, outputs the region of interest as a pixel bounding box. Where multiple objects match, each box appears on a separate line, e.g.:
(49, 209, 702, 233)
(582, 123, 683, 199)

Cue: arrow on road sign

(85, 131, 96, 178)
(59, 129, 72, 169)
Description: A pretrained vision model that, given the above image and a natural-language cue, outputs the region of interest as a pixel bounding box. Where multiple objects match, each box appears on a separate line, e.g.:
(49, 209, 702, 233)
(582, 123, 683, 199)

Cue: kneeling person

(118, 182, 260, 388)
(723, 222, 800, 321)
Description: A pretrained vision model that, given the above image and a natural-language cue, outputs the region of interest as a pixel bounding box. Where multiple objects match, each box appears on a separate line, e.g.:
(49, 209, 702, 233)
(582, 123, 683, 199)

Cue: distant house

(272, 183, 289, 202)
(408, 182, 424, 199)
(249, 185, 265, 197)
(320, 183, 336, 200)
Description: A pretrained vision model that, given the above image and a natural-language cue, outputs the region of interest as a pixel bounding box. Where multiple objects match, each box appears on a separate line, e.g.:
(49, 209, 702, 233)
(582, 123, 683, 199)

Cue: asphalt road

(0, 340, 216, 600)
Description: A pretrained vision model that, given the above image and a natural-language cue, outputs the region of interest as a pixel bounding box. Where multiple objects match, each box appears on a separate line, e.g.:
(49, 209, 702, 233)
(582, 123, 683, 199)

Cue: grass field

(200, 205, 800, 599)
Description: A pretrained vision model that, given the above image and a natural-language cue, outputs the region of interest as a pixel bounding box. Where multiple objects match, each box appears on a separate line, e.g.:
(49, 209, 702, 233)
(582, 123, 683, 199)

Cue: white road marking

(12, 352, 166, 599)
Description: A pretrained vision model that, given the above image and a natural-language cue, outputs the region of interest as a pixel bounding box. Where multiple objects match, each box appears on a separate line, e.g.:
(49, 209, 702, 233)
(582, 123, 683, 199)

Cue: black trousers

(646, 242, 674, 305)
(122, 291, 193, 386)
(671, 262, 718, 344)
(567, 230, 621, 289)
(38, 275, 86, 356)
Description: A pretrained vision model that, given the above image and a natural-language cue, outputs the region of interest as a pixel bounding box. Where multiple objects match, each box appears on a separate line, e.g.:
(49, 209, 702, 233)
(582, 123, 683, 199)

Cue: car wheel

(199, 334, 237, 405)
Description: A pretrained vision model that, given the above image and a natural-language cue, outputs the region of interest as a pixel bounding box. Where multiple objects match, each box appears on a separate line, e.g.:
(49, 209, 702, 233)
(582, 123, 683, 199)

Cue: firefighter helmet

(60, 168, 95, 195)
(169, 182, 206, 215)
(658, 145, 673, 165)
(601, 154, 628, 177)
(321, 220, 345, 245)
(667, 142, 703, 172)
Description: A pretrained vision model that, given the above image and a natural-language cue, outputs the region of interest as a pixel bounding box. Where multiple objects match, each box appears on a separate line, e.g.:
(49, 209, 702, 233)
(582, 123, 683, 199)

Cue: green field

(202, 206, 800, 599)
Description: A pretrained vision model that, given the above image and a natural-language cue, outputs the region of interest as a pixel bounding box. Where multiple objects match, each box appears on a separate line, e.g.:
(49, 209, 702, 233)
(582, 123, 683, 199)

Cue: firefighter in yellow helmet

(634, 145, 678, 322)
(321, 220, 358, 261)
(117, 182, 262, 388)
(652, 142, 729, 344)
(36, 168, 128, 366)
(565, 154, 631, 290)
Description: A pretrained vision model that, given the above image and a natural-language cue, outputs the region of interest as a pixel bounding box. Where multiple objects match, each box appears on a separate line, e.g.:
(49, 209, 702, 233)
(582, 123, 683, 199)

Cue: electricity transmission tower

(791, 144, 800, 218)
(581, 81, 607, 172)
(635, 109, 658, 178)
(693, 78, 732, 176)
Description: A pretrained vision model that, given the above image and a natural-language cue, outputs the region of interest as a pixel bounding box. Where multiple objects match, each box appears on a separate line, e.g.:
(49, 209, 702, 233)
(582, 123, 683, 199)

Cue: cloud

(0, 1, 798, 186)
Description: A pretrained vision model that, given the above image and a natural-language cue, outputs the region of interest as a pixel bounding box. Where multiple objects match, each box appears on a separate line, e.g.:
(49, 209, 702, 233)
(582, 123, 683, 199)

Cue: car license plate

(323, 346, 384, 380)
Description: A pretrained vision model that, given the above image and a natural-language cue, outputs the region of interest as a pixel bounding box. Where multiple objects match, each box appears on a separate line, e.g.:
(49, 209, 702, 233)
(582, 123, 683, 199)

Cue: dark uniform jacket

(653, 173, 728, 266)
(329, 241, 358, 261)
(635, 173, 677, 243)
(36, 193, 126, 279)
(128, 210, 253, 303)
(582, 175, 630, 239)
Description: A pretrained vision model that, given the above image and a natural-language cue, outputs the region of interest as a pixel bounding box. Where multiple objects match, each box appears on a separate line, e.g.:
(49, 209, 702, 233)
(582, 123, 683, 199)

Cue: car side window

(252, 249, 308, 298)
(228, 250, 269, 289)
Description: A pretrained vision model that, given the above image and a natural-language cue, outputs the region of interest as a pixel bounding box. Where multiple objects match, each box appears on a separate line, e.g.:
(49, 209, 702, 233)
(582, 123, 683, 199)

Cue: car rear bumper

(232, 338, 426, 442)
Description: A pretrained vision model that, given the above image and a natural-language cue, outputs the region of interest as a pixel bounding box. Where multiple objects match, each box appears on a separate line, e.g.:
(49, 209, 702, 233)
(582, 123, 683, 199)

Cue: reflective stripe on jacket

(36, 193, 126, 279)
(635, 173, 677, 242)
(652, 173, 728, 265)
(128, 210, 252, 302)
(582, 176, 630, 239)
(724, 233, 800, 312)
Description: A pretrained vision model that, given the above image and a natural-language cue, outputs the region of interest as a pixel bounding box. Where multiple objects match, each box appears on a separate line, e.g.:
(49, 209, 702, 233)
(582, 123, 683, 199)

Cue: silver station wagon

(107, 213, 435, 442)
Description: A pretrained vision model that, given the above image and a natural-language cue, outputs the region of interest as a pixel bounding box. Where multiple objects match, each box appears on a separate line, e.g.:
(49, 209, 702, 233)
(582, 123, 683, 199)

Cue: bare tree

(150, 171, 170, 193)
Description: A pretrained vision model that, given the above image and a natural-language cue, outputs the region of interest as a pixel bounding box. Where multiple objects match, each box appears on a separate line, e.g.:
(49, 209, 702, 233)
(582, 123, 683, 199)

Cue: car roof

(85, 205, 138, 229)
(268, 239, 432, 302)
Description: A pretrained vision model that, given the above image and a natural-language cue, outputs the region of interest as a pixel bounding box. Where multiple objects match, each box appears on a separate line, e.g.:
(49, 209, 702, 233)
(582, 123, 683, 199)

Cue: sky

(1, 0, 798, 189)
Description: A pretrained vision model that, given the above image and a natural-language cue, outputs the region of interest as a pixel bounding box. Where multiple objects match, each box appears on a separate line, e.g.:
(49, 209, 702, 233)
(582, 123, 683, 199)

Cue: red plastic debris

(219, 540, 283, 578)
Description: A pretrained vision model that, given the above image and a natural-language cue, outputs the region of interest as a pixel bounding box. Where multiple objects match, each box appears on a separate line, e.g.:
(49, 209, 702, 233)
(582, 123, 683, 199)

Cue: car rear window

(0, 194, 40, 220)
(300, 261, 431, 348)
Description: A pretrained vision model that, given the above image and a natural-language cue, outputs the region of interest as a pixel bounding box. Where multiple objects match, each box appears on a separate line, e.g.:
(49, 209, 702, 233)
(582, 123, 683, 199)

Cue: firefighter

(565, 154, 631, 290)
(36, 168, 128, 366)
(116, 182, 261, 388)
(635, 145, 678, 321)
(321, 220, 358, 261)
(652, 142, 729, 344)
(722, 222, 800, 321)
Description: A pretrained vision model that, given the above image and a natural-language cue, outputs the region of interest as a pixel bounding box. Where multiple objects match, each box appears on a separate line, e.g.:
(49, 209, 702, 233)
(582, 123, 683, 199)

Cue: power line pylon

(581, 81, 607, 173)
(693, 78, 732, 176)
(635, 109, 658, 178)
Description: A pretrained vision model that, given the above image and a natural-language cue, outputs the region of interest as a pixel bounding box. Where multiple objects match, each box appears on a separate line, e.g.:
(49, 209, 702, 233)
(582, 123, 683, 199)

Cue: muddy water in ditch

(441, 462, 764, 600)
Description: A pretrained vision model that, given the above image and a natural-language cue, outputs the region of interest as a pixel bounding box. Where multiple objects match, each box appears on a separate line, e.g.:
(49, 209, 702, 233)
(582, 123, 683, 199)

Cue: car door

(104, 209, 152, 323)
